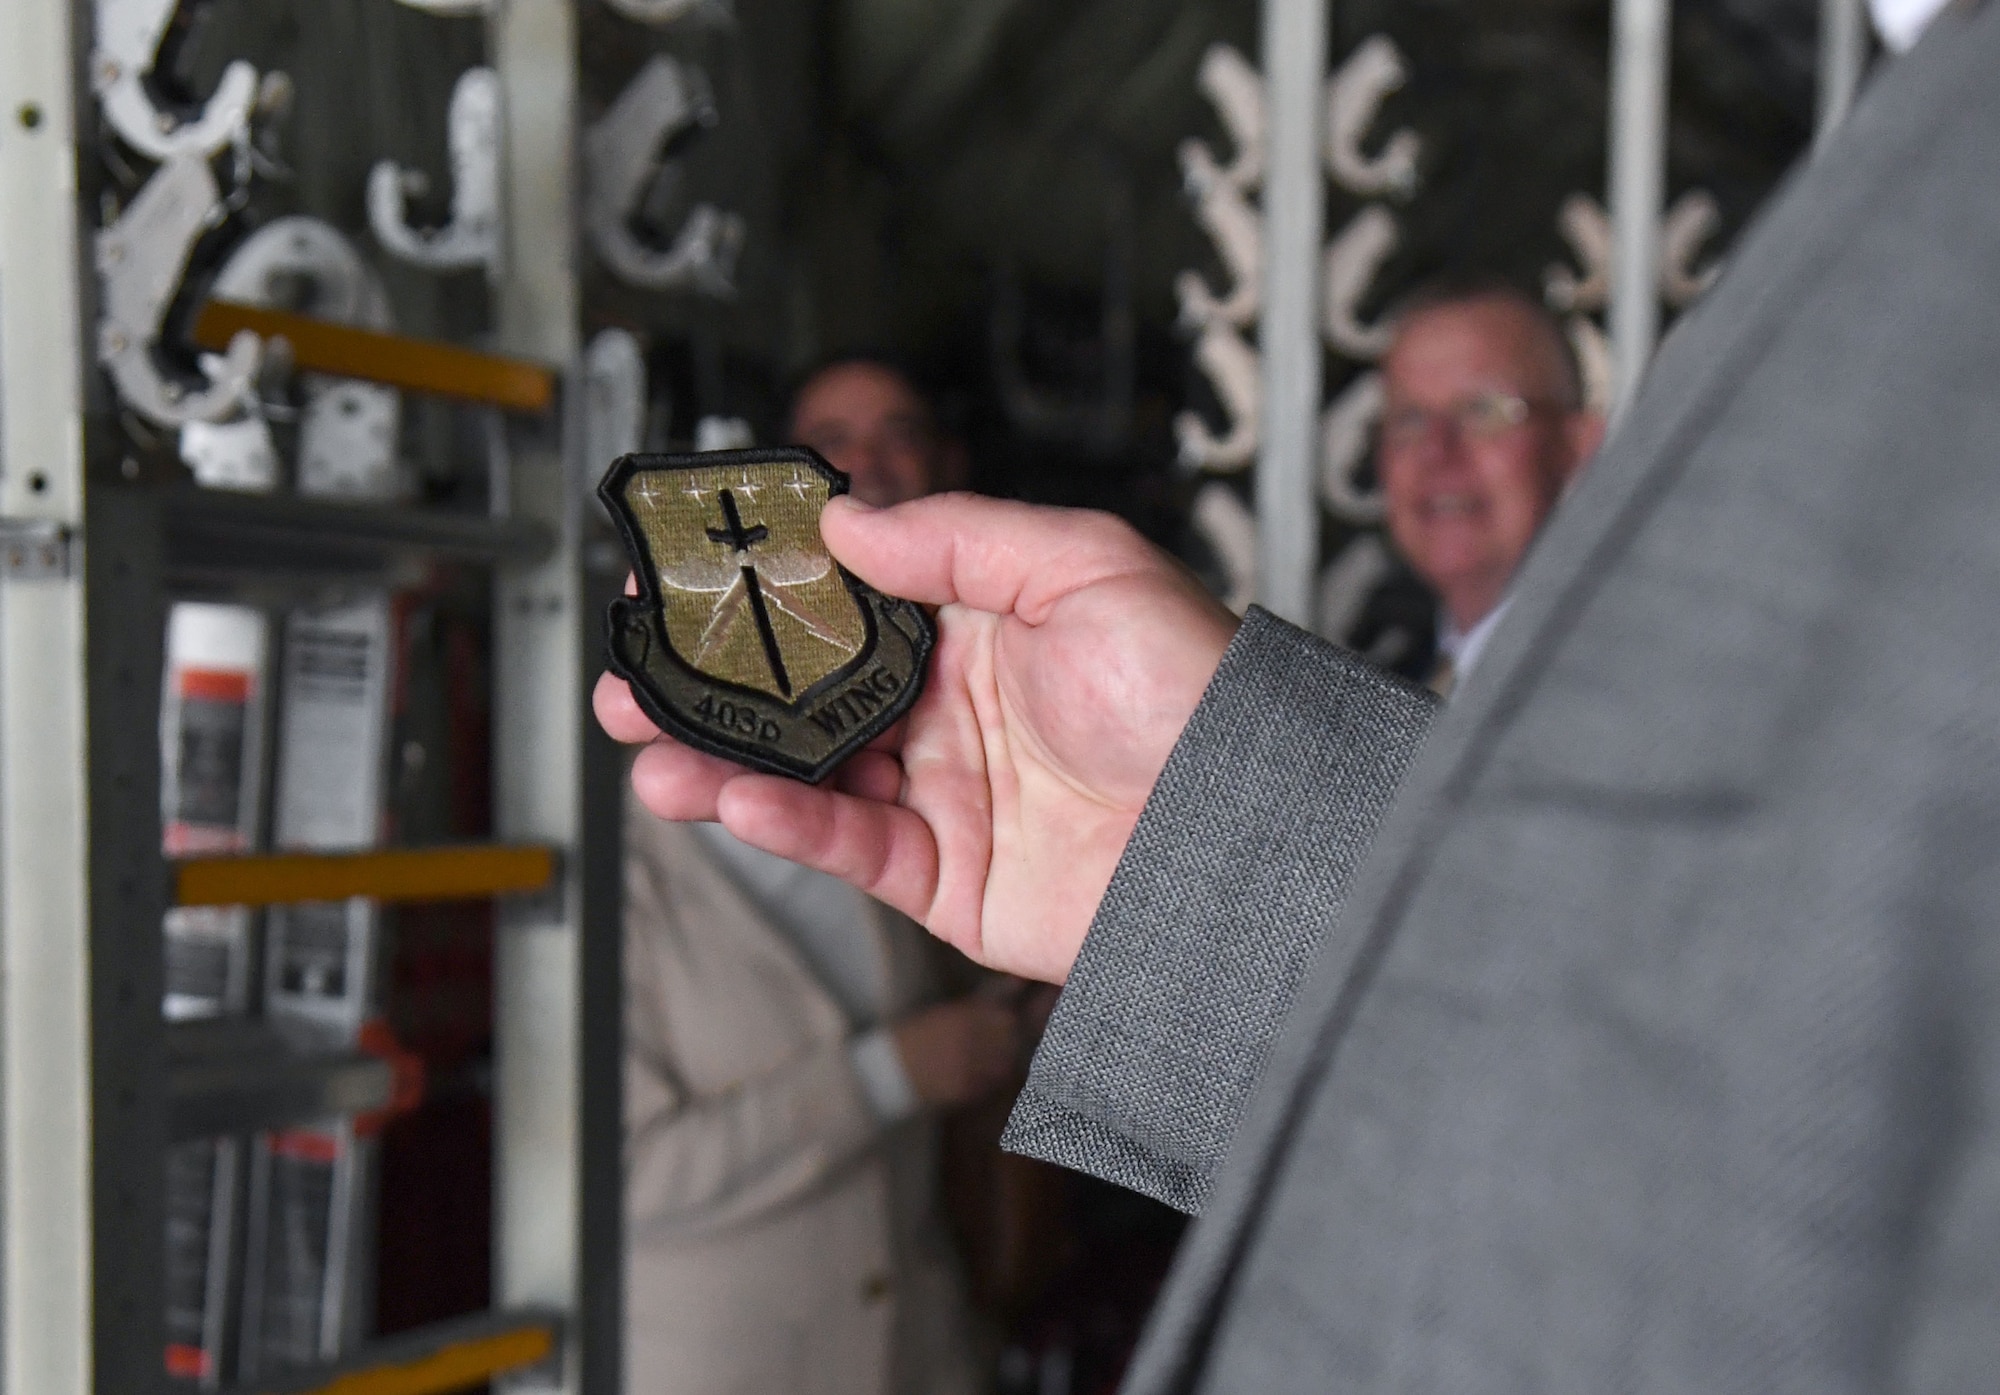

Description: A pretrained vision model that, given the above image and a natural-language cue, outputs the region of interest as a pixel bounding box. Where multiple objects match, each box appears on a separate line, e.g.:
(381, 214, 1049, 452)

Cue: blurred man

(623, 356, 1007, 1395)
(1376, 283, 1603, 692)
(791, 356, 967, 506)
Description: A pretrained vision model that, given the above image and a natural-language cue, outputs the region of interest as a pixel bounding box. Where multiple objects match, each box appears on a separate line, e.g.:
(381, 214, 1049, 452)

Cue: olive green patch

(599, 447, 935, 783)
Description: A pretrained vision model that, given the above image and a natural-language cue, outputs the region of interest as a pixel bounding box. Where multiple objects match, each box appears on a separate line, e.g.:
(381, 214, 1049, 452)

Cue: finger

(865, 719, 907, 757)
(832, 749, 904, 803)
(717, 775, 942, 931)
(822, 493, 1162, 626)
(629, 737, 742, 822)
(594, 671, 663, 745)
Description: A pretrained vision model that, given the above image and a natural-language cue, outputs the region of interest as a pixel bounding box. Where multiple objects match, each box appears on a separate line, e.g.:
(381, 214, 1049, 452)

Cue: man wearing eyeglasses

(1375, 281, 1604, 694)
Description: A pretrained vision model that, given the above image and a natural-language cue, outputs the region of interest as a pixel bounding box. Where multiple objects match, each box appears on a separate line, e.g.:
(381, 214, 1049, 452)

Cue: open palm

(594, 493, 1239, 983)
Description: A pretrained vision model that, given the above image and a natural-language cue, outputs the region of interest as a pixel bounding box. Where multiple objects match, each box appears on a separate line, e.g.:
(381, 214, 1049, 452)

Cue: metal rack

(0, 1, 620, 1391)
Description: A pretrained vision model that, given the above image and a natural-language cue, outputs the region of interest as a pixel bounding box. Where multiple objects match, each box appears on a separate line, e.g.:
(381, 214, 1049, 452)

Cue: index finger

(821, 493, 1164, 627)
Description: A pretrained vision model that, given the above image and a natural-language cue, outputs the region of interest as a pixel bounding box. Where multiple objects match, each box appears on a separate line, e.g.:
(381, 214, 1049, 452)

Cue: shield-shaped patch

(599, 447, 935, 783)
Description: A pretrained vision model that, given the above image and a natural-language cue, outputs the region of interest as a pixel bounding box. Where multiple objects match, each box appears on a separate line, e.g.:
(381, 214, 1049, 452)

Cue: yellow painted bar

(192, 300, 556, 414)
(264, 1324, 555, 1395)
(175, 844, 557, 909)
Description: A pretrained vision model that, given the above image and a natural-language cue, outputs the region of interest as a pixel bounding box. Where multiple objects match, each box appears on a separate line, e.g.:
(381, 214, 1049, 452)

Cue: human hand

(891, 997, 1021, 1110)
(593, 493, 1239, 982)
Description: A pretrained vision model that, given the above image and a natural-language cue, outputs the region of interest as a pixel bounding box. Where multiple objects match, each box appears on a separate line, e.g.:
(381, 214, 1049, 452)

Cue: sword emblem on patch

(599, 447, 935, 783)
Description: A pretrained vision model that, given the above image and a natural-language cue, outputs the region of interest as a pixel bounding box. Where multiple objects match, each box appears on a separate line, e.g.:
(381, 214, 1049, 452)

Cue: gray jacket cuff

(1001, 608, 1438, 1213)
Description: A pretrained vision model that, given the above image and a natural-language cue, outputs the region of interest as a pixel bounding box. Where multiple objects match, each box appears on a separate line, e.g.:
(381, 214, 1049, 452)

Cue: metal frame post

(1816, 0, 1870, 147)
(0, 1, 96, 1388)
(1255, 0, 1330, 626)
(85, 490, 172, 1395)
(489, 2, 606, 1391)
(1606, 0, 1672, 416)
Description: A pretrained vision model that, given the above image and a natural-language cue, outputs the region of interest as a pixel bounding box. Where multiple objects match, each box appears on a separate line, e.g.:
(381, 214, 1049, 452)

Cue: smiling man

(1376, 281, 1604, 692)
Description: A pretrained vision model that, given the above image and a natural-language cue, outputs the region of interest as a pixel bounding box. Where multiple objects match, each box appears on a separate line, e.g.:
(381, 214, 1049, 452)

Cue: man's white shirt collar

(1870, 0, 1956, 49)
(1438, 598, 1512, 686)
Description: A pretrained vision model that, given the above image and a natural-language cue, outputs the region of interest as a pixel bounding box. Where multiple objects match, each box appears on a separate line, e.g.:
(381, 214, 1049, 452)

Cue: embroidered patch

(599, 447, 934, 783)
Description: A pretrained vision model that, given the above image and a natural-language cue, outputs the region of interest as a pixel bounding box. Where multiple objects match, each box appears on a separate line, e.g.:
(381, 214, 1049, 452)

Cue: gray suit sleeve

(1001, 608, 1438, 1213)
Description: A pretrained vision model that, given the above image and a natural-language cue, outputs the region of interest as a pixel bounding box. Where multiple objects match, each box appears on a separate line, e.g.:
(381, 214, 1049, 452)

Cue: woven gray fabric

(1009, 6, 2000, 1393)
(1002, 611, 1438, 1213)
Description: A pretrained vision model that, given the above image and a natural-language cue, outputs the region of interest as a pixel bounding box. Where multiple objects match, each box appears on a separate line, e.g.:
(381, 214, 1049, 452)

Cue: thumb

(822, 492, 1166, 626)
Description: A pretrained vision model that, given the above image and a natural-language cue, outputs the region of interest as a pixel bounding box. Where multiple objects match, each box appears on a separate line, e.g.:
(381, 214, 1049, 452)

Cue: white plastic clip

(1175, 45, 1266, 332)
(1318, 371, 1386, 524)
(1174, 322, 1262, 473)
(1544, 193, 1611, 314)
(1315, 533, 1393, 643)
(1324, 35, 1421, 199)
(1191, 482, 1258, 616)
(367, 67, 502, 275)
(1661, 190, 1724, 308)
(583, 56, 744, 295)
(1321, 204, 1400, 361)
(604, 0, 728, 22)
(92, 0, 258, 160)
(1176, 172, 1262, 331)
(583, 330, 648, 472)
(96, 156, 259, 428)
(1178, 45, 1266, 198)
(92, 0, 258, 159)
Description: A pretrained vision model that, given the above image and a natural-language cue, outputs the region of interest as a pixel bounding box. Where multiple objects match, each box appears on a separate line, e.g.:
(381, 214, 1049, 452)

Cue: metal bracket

(0, 519, 75, 580)
(368, 66, 503, 275)
(96, 155, 260, 429)
(582, 56, 744, 295)
(91, 0, 259, 160)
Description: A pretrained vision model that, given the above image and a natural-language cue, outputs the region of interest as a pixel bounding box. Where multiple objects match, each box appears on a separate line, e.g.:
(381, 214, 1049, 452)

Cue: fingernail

(831, 493, 876, 513)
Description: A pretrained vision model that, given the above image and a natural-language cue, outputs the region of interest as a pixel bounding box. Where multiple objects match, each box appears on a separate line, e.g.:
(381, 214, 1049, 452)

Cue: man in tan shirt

(624, 357, 1016, 1395)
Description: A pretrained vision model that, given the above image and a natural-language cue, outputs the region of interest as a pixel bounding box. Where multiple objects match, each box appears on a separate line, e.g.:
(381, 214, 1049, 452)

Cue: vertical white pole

(1815, 0, 1869, 148)
(1255, 0, 1329, 626)
(1606, 0, 1671, 417)
(0, 1, 94, 1391)
(490, 1, 583, 1390)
